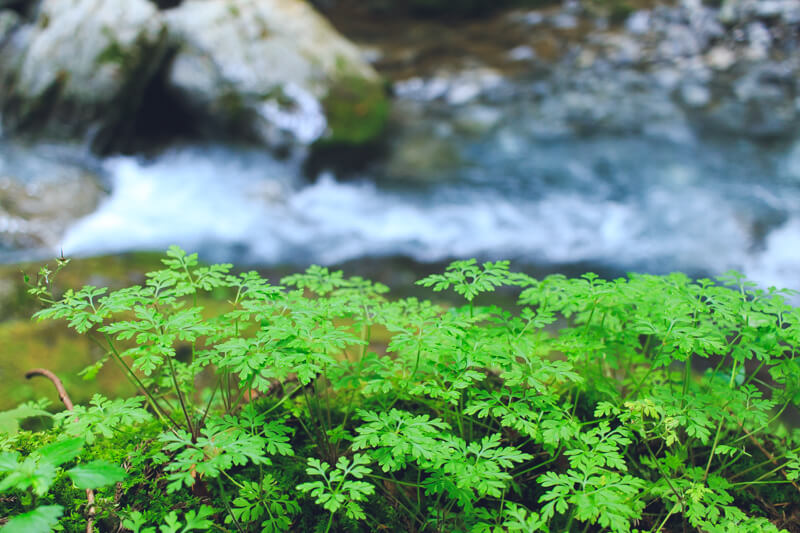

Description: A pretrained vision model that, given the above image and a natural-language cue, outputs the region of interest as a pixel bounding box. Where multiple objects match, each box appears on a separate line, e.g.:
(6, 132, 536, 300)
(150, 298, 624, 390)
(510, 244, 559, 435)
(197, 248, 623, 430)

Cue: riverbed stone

(0, 0, 168, 150)
(0, 154, 106, 249)
(164, 0, 387, 146)
(706, 45, 737, 70)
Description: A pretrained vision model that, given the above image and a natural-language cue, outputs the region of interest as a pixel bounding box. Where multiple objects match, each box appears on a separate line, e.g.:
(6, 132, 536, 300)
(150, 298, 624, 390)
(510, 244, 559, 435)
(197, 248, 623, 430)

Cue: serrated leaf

(67, 460, 126, 489)
(36, 438, 83, 467)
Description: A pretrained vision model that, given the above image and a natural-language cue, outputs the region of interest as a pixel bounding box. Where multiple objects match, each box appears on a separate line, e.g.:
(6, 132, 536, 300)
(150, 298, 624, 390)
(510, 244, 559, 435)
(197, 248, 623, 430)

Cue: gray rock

(719, 0, 800, 23)
(0, 0, 168, 149)
(745, 21, 771, 59)
(657, 24, 702, 59)
(0, 144, 106, 249)
(706, 46, 737, 70)
(0, 10, 20, 41)
(517, 11, 544, 26)
(551, 13, 577, 29)
(164, 0, 383, 146)
(508, 45, 536, 62)
(384, 131, 462, 181)
(680, 83, 712, 107)
(686, 64, 799, 138)
(625, 11, 651, 35)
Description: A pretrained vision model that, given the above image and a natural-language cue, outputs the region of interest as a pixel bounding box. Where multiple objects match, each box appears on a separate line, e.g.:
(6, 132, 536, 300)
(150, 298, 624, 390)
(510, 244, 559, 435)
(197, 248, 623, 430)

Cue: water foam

(58, 143, 800, 291)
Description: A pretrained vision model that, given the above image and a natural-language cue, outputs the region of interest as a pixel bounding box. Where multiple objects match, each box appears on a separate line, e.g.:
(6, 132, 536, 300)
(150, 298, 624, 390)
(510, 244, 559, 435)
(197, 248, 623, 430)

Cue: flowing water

(4, 120, 798, 291)
(3, 6, 800, 291)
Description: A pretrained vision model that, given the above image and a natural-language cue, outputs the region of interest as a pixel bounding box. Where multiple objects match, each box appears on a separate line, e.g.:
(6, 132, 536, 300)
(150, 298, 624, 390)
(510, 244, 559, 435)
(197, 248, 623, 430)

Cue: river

(2, 1, 800, 291)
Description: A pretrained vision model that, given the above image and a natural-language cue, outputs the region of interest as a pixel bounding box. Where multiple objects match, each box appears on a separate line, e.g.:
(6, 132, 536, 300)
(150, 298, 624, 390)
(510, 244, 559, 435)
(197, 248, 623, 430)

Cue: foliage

(1, 247, 799, 531)
(0, 437, 125, 532)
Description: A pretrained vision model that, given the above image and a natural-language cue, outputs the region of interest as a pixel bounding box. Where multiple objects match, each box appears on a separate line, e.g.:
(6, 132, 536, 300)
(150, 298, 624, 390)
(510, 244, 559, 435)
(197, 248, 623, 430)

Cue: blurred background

(1, 0, 799, 405)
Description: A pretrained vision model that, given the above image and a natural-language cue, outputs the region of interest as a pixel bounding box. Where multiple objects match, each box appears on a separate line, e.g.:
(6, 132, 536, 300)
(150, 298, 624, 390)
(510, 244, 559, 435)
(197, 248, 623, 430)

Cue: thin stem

(165, 350, 194, 437)
(704, 360, 738, 481)
(216, 477, 245, 533)
(101, 333, 177, 427)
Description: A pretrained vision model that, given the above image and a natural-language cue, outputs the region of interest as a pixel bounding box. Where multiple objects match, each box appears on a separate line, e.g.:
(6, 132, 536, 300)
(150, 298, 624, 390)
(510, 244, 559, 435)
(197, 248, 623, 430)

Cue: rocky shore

(0, 0, 387, 153)
(0, 0, 799, 273)
(318, 0, 800, 143)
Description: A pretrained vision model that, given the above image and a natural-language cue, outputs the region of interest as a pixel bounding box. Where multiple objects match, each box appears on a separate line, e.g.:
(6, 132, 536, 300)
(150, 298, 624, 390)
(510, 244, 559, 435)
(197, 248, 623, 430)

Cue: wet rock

(744, 21, 771, 59)
(686, 63, 799, 138)
(451, 105, 503, 136)
(625, 10, 651, 34)
(0, 10, 20, 41)
(0, 145, 106, 249)
(0, 0, 169, 151)
(384, 128, 462, 181)
(550, 12, 578, 29)
(164, 0, 386, 147)
(680, 82, 712, 107)
(394, 68, 505, 106)
(719, 0, 800, 24)
(507, 45, 536, 61)
(657, 23, 703, 59)
(706, 45, 737, 70)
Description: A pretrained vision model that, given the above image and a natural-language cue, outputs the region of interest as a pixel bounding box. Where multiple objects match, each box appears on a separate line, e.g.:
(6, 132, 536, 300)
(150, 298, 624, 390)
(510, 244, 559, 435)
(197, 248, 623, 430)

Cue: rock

(745, 21, 771, 60)
(516, 10, 544, 25)
(0, 0, 169, 151)
(164, 0, 387, 146)
(0, 144, 106, 249)
(384, 130, 461, 181)
(452, 105, 503, 136)
(0, 10, 20, 41)
(508, 45, 536, 62)
(719, 0, 800, 24)
(680, 82, 711, 107)
(550, 12, 578, 29)
(657, 24, 702, 59)
(625, 10, 651, 34)
(706, 46, 737, 70)
(687, 64, 799, 138)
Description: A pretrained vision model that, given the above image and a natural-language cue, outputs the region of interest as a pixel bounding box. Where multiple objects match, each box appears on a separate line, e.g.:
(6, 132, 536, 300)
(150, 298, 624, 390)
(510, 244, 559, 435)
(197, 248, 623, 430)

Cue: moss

(0, 252, 244, 411)
(0, 253, 165, 410)
(0, 319, 135, 411)
(97, 40, 128, 66)
(320, 74, 389, 146)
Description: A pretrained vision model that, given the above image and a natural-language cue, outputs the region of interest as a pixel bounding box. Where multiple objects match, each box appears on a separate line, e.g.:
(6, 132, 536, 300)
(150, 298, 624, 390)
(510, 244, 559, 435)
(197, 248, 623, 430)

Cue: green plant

(1, 248, 798, 531)
(0, 438, 125, 532)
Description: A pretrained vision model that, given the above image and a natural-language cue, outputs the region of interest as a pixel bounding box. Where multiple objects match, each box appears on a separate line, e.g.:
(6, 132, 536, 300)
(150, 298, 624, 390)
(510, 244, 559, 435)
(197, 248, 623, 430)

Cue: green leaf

(35, 437, 83, 467)
(0, 403, 53, 436)
(1, 505, 63, 533)
(67, 460, 126, 489)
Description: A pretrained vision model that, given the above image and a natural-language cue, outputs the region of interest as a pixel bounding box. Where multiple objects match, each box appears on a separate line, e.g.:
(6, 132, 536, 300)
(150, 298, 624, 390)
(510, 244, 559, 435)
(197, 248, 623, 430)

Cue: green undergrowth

(1, 247, 800, 532)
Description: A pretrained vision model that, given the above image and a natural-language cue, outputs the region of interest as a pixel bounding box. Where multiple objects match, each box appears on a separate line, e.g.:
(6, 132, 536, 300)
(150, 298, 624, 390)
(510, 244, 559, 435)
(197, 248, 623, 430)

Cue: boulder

(0, 10, 20, 42)
(0, 0, 169, 151)
(164, 0, 388, 146)
(0, 144, 107, 250)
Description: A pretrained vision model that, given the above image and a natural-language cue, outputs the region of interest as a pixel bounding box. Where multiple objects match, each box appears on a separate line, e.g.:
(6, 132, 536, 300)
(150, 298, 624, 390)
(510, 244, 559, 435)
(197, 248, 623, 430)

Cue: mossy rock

(321, 75, 389, 146)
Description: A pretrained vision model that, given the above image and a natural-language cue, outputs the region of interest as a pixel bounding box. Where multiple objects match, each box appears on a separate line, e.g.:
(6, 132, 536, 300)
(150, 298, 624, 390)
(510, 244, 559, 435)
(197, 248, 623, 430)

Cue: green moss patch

(321, 74, 389, 146)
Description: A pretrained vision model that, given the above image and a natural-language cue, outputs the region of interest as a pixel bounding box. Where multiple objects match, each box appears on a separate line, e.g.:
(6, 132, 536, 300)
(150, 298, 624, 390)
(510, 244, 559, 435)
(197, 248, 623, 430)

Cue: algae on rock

(164, 0, 388, 147)
(0, 0, 169, 151)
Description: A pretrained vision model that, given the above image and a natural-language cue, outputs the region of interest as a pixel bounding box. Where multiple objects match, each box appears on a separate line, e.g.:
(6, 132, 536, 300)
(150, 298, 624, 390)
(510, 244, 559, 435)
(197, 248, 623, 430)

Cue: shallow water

(16, 127, 791, 293)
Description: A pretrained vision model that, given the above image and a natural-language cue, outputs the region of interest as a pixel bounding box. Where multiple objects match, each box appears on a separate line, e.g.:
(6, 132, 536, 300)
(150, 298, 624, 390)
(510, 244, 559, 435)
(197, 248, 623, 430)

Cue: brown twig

(25, 368, 74, 410)
(25, 368, 96, 533)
